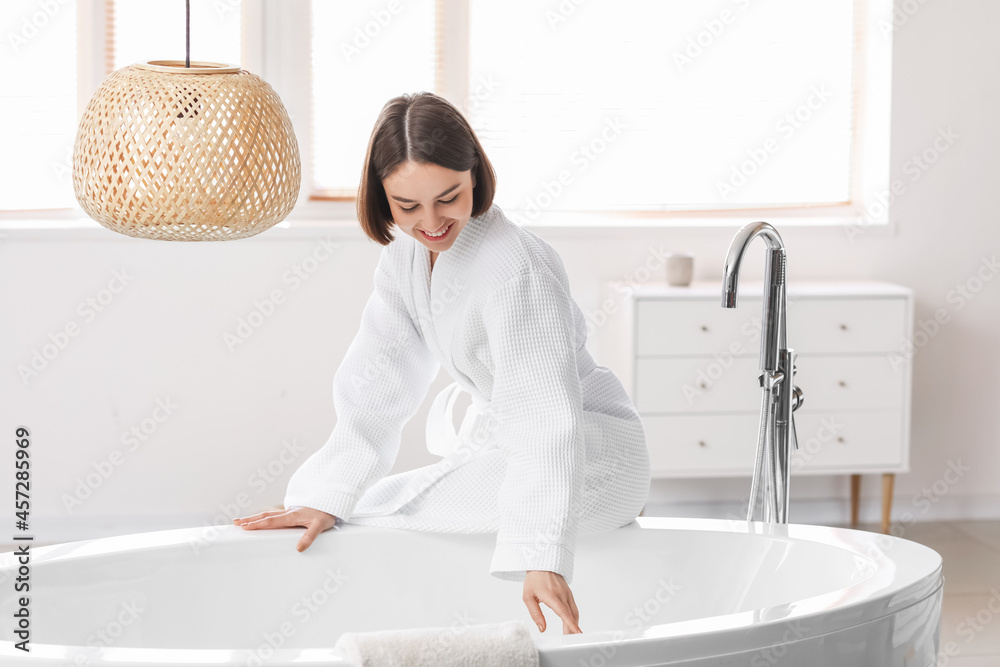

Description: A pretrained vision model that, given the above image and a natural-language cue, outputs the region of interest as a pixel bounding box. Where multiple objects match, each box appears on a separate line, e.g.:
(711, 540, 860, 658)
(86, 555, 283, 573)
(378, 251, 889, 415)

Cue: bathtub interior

(0, 520, 895, 653)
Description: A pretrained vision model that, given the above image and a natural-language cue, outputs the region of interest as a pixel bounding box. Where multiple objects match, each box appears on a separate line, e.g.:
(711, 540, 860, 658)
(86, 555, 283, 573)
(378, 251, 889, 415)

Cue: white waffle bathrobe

(283, 203, 650, 584)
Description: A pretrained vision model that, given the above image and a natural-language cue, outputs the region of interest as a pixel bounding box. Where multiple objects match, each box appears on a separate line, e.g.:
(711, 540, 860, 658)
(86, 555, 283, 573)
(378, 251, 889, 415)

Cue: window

(310, 0, 437, 198)
(1, 0, 77, 210)
(0, 0, 241, 213)
(467, 0, 855, 213)
(112, 0, 241, 71)
(1, 0, 892, 228)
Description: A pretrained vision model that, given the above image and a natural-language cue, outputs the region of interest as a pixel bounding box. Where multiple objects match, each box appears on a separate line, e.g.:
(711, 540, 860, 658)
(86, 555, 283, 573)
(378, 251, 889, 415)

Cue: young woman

(234, 92, 651, 635)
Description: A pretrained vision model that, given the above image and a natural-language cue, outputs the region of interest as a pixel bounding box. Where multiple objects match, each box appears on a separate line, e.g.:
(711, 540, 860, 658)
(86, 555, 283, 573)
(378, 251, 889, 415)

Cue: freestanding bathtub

(0, 516, 942, 666)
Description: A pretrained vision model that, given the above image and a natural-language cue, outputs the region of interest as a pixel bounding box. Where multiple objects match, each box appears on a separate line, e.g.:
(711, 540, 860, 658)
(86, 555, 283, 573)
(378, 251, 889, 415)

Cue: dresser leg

(850, 474, 861, 528)
(881, 473, 895, 534)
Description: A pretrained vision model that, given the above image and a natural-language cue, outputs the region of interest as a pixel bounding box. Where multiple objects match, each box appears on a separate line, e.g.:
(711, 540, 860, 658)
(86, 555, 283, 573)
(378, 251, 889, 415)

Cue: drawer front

(643, 411, 904, 476)
(635, 357, 761, 413)
(635, 296, 909, 356)
(644, 413, 761, 476)
(636, 356, 906, 413)
(787, 298, 908, 354)
(635, 298, 763, 356)
(790, 356, 906, 411)
(789, 411, 904, 471)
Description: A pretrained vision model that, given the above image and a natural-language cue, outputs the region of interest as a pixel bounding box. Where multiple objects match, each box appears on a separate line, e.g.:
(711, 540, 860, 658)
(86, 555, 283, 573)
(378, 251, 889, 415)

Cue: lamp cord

(185, 0, 190, 68)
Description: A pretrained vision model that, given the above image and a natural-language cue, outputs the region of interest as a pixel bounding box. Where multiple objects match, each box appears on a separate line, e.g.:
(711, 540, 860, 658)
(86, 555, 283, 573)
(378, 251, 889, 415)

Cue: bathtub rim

(0, 516, 943, 666)
(532, 516, 944, 660)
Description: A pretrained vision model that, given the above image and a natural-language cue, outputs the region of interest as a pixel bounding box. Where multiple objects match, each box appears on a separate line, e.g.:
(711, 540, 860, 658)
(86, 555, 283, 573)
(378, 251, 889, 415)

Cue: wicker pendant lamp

(72, 2, 301, 241)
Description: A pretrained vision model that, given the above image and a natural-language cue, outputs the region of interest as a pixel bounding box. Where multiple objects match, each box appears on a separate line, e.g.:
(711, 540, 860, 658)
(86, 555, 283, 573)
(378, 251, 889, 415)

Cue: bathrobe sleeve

(483, 271, 586, 585)
(283, 247, 440, 522)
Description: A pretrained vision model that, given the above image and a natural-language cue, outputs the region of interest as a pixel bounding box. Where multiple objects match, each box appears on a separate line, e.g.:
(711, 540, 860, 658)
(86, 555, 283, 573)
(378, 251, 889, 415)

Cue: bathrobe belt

(425, 381, 491, 459)
(347, 382, 492, 520)
(349, 353, 598, 519)
(425, 349, 597, 459)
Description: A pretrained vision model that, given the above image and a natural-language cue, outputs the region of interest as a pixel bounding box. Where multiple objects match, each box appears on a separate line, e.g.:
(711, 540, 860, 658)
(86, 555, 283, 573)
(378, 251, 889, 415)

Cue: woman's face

(382, 160, 477, 253)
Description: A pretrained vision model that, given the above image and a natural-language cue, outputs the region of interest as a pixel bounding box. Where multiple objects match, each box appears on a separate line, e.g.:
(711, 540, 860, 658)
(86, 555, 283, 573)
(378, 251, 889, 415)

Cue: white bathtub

(0, 516, 942, 666)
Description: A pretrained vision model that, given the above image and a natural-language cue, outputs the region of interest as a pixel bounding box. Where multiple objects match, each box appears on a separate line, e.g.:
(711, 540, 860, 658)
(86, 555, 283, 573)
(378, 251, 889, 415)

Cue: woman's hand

(233, 505, 338, 552)
(522, 570, 582, 634)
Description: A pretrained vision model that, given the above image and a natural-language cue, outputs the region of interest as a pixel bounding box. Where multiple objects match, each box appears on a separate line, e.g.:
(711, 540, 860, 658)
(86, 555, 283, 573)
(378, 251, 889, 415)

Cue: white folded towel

(332, 619, 539, 667)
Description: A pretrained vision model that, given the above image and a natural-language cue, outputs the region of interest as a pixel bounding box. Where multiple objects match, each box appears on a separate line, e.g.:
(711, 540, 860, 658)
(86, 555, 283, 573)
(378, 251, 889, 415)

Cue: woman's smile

(419, 222, 454, 241)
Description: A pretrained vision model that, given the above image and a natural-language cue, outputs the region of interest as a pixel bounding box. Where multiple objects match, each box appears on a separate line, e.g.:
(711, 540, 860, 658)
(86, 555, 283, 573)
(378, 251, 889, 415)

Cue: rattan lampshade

(72, 60, 301, 242)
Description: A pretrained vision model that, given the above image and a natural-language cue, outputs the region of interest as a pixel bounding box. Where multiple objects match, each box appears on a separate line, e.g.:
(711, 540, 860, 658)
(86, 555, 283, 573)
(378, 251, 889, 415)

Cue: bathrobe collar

(410, 205, 495, 392)
(411, 205, 493, 320)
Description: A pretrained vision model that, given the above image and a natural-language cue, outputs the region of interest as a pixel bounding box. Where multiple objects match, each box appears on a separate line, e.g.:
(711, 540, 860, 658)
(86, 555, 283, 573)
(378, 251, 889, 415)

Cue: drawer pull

(837, 436, 845, 443)
(698, 440, 707, 447)
(840, 323, 849, 331)
(838, 380, 847, 387)
(698, 381, 708, 389)
(700, 325, 709, 332)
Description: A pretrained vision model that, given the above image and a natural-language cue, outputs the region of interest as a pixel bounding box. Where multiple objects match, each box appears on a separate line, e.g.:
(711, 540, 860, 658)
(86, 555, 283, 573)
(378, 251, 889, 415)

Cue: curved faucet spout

(722, 221, 785, 308)
(721, 221, 787, 374)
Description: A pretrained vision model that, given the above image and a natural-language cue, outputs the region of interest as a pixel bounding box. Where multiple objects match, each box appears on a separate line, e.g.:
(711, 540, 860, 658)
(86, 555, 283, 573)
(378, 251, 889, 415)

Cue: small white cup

(666, 252, 694, 286)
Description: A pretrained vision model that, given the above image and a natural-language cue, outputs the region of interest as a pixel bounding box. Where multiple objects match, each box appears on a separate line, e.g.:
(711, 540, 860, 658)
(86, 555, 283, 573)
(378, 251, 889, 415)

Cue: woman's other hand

(233, 505, 338, 552)
(522, 570, 582, 634)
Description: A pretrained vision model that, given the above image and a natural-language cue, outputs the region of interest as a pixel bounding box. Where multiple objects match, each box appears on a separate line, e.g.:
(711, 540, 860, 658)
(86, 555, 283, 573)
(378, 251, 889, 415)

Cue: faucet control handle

(790, 410, 800, 451)
(792, 385, 804, 412)
(758, 370, 784, 390)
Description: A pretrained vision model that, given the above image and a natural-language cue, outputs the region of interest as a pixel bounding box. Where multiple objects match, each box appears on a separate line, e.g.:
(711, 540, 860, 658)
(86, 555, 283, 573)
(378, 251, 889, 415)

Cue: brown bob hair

(357, 91, 497, 245)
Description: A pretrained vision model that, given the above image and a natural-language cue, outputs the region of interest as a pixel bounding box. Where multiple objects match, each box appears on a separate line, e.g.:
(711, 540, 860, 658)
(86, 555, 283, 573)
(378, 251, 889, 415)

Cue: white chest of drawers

(620, 280, 914, 531)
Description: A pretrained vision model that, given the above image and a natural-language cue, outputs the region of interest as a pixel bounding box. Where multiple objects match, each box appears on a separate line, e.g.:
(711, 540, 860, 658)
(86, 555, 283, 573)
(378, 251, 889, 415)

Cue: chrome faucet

(722, 221, 804, 524)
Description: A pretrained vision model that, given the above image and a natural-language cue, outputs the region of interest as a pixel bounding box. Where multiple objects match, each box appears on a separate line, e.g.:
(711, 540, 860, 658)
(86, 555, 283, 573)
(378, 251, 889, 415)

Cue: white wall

(3, 0, 998, 542)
